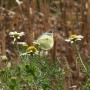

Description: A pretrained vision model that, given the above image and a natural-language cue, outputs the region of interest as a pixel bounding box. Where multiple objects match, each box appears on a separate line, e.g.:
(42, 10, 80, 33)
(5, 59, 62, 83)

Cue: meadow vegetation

(0, 0, 90, 90)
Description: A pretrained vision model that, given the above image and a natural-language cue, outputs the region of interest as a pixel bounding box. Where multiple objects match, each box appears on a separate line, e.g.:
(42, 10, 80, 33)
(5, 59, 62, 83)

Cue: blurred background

(0, 0, 90, 64)
(0, 0, 90, 89)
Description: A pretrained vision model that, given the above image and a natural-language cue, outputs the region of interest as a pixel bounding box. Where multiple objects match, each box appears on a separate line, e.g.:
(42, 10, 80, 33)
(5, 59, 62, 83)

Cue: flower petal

(65, 39, 71, 42)
(77, 35, 83, 39)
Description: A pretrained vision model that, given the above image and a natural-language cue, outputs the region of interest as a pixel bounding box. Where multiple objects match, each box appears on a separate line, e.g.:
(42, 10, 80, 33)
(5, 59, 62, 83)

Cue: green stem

(15, 39, 21, 64)
(75, 43, 87, 72)
(15, 40, 20, 55)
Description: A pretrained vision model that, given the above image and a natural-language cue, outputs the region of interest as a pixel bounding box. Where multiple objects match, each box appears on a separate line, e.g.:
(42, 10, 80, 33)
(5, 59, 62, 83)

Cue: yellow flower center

(13, 33, 20, 38)
(69, 35, 77, 39)
(26, 46, 37, 52)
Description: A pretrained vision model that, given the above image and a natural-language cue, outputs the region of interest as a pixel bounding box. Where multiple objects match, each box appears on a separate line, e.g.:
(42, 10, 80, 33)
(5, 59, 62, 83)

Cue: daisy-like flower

(9, 31, 24, 41)
(26, 46, 37, 53)
(65, 34, 83, 43)
(1, 55, 8, 63)
(26, 46, 38, 55)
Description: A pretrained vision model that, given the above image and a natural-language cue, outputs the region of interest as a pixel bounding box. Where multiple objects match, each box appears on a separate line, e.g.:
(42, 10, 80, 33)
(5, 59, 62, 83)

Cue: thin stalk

(15, 40, 20, 55)
(75, 43, 87, 72)
(14, 39, 21, 64)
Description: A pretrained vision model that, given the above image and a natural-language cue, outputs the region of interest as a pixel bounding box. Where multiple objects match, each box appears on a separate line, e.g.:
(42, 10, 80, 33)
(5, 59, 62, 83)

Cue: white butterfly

(33, 31, 54, 50)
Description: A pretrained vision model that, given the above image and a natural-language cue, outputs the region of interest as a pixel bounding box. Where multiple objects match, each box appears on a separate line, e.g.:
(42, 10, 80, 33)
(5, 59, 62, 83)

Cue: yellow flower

(20, 46, 38, 56)
(65, 34, 83, 43)
(69, 35, 77, 39)
(26, 46, 37, 53)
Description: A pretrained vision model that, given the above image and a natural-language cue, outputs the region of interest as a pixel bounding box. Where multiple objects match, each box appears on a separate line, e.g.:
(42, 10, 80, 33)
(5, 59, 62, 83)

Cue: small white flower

(16, 0, 23, 5)
(1, 55, 8, 63)
(1, 55, 8, 61)
(65, 34, 84, 43)
(9, 31, 24, 41)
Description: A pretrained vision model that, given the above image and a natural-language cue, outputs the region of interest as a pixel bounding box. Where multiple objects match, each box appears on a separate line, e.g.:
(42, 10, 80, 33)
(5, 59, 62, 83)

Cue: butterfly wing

(37, 32, 54, 50)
